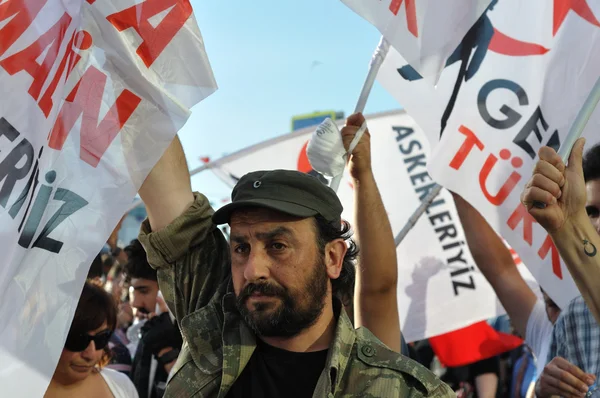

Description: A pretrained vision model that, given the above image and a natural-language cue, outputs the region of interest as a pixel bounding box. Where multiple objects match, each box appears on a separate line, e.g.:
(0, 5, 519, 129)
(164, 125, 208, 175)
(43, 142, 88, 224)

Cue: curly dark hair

(313, 216, 358, 306)
(583, 143, 600, 183)
(123, 239, 156, 282)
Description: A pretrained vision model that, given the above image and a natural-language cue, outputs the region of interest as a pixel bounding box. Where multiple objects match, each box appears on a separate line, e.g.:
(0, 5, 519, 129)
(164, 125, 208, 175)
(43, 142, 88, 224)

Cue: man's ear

(324, 239, 347, 279)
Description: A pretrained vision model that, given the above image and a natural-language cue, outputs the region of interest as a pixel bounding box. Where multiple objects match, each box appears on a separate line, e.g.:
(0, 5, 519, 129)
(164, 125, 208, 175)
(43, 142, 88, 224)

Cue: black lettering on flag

(0, 117, 89, 254)
(435, 224, 458, 242)
(33, 188, 88, 253)
(0, 118, 34, 208)
(429, 211, 451, 226)
(395, 125, 478, 296)
(9, 147, 43, 222)
(19, 171, 55, 249)
(403, 153, 427, 173)
(513, 107, 547, 158)
(426, 198, 446, 213)
(478, 79, 528, 130)
(452, 277, 476, 295)
(415, 182, 439, 202)
(395, 126, 422, 155)
(448, 248, 468, 265)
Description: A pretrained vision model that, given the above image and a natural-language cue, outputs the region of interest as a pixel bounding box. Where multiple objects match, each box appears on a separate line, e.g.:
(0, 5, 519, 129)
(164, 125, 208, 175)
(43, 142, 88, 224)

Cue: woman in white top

(45, 282, 139, 398)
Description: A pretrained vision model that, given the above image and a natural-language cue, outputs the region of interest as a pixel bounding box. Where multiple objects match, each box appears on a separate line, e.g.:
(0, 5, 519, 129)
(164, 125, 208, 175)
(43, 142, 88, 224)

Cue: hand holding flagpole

(532, 76, 600, 209)
(310, 37, 390, 193)
(329, 37, 391, 192)
(558, 76, 600, 163)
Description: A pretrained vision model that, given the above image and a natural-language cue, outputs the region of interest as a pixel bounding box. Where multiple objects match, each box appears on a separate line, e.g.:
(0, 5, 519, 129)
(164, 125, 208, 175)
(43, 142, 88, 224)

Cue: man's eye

(270, 242, 286, 251)
(587, 206, 599, 218)
(234, 245, 249, 254)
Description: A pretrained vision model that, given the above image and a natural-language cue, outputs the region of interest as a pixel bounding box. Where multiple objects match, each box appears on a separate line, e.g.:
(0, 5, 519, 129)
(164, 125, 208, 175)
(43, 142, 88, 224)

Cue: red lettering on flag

(449, 125, 484, 170)
(388, 0, 418, 37)
(0, 0, 47, 57)
(538, 235, 563, 279)
(38, 30, 93, 117)
(479, 153, 522, 207)
(506, 204, 536, 246)
(0, 13, 72, 104)
(106, 0, 193, 67)
(48, 67, 142, 168)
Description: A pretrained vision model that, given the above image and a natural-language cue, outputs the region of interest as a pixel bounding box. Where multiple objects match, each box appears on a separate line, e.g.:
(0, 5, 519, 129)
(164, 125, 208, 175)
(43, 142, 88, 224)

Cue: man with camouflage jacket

(138, 113, 454, 397)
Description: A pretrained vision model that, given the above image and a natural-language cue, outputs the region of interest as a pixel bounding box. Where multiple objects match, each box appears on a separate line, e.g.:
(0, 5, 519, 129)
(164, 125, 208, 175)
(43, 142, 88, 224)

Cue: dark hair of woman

(69, 282, 117, 367)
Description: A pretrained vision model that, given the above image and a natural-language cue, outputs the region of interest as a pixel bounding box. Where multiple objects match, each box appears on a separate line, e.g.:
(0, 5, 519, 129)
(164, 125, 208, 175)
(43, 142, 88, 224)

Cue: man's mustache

(238, 282, 286, 303)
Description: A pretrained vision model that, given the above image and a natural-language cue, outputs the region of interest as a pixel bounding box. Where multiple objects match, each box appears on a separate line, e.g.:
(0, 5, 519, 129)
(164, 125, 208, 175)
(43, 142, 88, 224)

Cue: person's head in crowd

(101, 254, 115, 281)
(52, 282, 116, 385)
(540, 287, 561, 324)
(105, 261, 125, 303)
(583, 143, 600, 235)
(212, 170, 358, 338)
(123, 239, 159, 320)
(86, 254, 104, 286)
(104, 261, 132, 330)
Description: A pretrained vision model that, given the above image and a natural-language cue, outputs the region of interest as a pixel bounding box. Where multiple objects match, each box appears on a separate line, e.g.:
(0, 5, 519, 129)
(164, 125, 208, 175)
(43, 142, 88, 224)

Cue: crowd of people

(46, 112, 600, 397)
(45, 235, 183, 397)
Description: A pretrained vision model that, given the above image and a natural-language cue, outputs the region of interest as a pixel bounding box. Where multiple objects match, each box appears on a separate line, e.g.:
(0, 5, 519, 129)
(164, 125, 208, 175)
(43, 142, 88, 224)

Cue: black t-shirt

(226, 339, 328, 398)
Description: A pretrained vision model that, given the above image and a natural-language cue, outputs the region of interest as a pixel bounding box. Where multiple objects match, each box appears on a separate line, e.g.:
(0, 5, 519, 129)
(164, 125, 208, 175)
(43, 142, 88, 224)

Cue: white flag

(196, 110, 538, 342)
(0, 0, 216, 395)
(340, 0, 492, 81)
(377, 0, 600, 308)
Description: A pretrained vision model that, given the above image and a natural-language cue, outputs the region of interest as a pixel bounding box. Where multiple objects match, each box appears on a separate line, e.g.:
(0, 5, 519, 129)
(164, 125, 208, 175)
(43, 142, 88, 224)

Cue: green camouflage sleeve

(138, 192, 230, 321)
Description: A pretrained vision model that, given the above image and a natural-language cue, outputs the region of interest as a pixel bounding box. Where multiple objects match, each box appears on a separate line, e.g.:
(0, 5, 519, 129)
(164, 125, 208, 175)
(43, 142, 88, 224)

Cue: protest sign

(0, 1, 216, 395)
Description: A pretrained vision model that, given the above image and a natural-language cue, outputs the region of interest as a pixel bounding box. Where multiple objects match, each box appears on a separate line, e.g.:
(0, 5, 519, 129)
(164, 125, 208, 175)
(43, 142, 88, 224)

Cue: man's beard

(236, 255, 329, 338)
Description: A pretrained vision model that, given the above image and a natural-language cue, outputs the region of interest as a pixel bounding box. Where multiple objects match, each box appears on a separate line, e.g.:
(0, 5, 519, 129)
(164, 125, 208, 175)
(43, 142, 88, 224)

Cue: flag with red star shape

(553, 0, 600, 36)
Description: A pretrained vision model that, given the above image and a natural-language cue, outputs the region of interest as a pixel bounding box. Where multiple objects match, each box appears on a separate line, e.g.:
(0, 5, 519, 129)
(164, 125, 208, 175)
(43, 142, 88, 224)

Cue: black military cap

(212, 170, 343, 228)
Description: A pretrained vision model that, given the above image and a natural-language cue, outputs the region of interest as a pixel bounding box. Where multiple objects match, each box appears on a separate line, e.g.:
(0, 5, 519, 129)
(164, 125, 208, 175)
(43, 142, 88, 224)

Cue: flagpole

(353, 37, 443, 246)
(354, 37, 390, 114)
(330, 37, 391, 192)
(335, 35, 443, 244)
(532, 76, 600, 209)
(394, 184, 443, 246)
(558, 75, 600, 162)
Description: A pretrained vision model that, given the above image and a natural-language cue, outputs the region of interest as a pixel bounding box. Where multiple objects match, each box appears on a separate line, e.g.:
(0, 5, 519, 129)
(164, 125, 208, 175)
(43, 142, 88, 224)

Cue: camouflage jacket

(139, 193, 455, 398)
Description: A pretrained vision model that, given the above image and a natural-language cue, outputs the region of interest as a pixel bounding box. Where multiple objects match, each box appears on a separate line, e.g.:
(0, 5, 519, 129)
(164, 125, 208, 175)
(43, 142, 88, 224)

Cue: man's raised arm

(138, 136, 229, 320)
(342, 113, 401, 352)
(452, 193, 538, 338)
(139, 136, 195, 232)
(522, 139, 600, 324)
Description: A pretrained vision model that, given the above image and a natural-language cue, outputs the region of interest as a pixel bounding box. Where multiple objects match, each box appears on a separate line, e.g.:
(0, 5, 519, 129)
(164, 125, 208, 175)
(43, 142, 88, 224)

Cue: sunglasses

(65, 329, 112, 352)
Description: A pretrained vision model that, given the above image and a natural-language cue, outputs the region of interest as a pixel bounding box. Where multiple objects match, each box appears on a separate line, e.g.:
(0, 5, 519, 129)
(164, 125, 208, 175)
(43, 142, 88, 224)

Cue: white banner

(0, 0, 216, 396)
(377, 0, 600, 309)
(340, 0, 491, 81)
(197, 110, 538, 342)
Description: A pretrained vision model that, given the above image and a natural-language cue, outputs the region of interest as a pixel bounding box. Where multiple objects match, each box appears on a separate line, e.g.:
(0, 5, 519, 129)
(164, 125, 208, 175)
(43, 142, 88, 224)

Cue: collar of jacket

(218, 292, 354, 396)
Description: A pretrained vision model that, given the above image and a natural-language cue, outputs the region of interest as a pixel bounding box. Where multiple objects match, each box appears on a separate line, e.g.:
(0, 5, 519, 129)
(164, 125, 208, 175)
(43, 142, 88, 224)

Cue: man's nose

(131, 294, 144, 310)
(243, 250, 270, 282)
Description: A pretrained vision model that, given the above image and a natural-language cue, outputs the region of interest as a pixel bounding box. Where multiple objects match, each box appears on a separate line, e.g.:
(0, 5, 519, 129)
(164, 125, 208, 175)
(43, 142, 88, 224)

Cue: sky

(180, 0, 402, 203)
